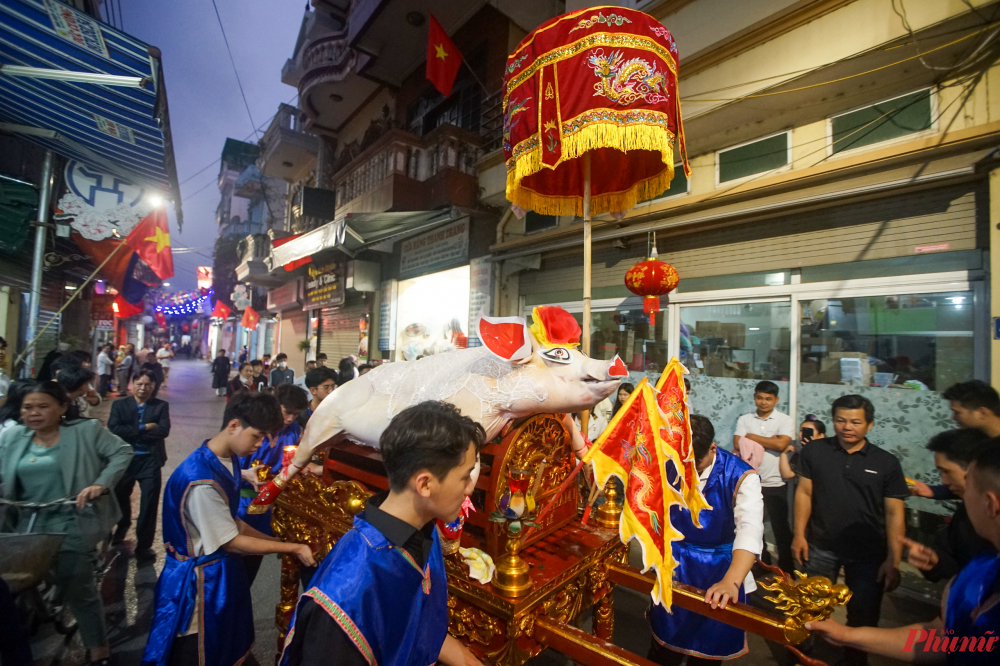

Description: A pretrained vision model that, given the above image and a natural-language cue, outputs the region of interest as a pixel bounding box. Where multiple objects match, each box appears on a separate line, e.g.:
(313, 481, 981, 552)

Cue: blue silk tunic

(142, 443, 254, 666)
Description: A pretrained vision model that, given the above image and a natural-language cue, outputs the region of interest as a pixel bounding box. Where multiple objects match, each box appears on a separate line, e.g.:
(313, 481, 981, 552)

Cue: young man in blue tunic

(807, 443, 1000, 664)
(279, 400, 487, 666)
(142, 392, 317, 666)
(237, 383, 309, 584)
(649, 414, 764, 665)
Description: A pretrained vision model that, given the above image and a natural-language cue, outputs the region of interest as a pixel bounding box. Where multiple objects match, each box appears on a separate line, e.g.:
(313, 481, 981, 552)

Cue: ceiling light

(749, 327, 760, 331)
(329, 93, 343, 102)
(146, 194, 163, 207)
(406, 11, 425, 27)
(163, 282, 170, 287)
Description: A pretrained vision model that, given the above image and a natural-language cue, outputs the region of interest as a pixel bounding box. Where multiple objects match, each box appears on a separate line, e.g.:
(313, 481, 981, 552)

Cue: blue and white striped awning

(0, 0, 182, 226)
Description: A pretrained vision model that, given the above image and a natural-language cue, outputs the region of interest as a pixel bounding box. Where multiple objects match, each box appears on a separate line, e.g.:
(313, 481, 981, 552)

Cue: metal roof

(269, 208, 466, 267)
(0, 0, 182, 225)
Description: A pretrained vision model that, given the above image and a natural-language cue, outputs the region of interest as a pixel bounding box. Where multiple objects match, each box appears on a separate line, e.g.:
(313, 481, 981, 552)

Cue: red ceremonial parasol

(503, 5, 689, 405)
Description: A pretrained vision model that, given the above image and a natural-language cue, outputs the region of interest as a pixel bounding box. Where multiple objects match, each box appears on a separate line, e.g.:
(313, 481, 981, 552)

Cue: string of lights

(156, 294, 211, 316)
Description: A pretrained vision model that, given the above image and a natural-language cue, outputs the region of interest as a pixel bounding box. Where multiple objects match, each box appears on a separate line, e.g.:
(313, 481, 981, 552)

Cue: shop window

(717, 132, 789, 184)
(797, 291, 974, 520)
(799, 292, 972, 391)
(395, 265, 471, 360)
(524, 211, 557, 234)
(830, 89, 932, 154)
(679, 301, 792, 446)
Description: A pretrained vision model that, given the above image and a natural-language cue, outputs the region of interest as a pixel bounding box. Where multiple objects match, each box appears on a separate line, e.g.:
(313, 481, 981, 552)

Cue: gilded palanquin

(271, 414, 628, 665)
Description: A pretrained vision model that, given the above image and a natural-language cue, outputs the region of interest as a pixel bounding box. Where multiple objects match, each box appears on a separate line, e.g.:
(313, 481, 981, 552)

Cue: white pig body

(301, 344, 622, 451)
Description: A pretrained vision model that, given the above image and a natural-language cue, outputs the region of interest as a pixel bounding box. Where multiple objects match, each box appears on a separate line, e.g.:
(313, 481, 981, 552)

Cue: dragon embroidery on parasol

(587, 49, 669, 106)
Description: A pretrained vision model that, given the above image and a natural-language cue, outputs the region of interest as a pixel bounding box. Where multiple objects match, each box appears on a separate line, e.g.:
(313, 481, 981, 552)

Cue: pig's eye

(540, 347, 572, 364)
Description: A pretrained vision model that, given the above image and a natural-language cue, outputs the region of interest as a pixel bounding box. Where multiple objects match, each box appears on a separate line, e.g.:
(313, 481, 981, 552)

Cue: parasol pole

(581, 152, 592, 436)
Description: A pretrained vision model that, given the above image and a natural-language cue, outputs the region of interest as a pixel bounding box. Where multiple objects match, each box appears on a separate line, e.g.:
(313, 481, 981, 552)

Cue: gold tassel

(506, 122, 678, 216)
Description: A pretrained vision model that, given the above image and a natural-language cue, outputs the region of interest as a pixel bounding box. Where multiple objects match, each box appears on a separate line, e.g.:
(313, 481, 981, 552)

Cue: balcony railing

(332, 124, 483, 213)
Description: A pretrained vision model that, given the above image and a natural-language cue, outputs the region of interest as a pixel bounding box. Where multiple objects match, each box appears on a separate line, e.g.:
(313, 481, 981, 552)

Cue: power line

(210, 0, 261, 141)
(177, 92, 298, 186)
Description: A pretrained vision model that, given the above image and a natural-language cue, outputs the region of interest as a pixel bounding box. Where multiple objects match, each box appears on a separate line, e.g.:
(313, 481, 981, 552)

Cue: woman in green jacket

(0, 381, 133, 665)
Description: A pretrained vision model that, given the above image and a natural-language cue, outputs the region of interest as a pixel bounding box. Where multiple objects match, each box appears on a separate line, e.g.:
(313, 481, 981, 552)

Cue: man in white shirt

(96, 344, 115, 398)
(648, 414, 764, 662)
(155, 342, 174, 388)
(734, 380, 795, 574)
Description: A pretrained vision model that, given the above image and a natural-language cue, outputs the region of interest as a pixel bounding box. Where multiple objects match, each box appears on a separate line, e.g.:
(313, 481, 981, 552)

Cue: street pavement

(25, 358, 928, 665)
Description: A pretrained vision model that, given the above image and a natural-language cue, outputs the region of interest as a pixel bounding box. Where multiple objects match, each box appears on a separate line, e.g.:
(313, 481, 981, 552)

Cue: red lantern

(624, 249, 679, 325)
(181, 323, 191, 333)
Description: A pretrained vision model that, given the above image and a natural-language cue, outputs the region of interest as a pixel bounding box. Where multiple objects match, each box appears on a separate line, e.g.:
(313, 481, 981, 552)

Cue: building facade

(237, 1, 567, 373)
(478, 0, 1000, 537)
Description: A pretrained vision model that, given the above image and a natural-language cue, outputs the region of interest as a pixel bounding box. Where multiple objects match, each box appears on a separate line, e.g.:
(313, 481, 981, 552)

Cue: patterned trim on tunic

(393, 547, 432, 594)
(303, 588, 377, 666)
(651, 630, 749, 660)
(732, 469, 758, 507)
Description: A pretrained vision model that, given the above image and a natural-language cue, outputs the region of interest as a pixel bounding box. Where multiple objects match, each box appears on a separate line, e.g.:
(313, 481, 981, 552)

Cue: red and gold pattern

(586, 371, 707, 609)
(655, 359, 710, 530)
(503, 7, 689, 216)
(624, 255, 679, 325)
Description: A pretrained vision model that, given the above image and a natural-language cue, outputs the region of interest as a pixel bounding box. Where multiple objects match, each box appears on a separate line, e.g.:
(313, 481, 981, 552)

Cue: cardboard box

(695, 321, 722, 337)
(721, 322, 746, 348)
(802, 336, 843, 352)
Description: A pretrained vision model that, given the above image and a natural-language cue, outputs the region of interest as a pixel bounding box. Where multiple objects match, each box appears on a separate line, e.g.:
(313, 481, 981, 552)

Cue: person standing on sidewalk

(116, 345, 135, 396)
(96, 344, 115, 399)
(155, 341, 174, 389)
(733, 380, 795, 574)
(792, 394, 908, 666)
(109, 369, 170, 562)
(269, 353, 295, 387)
(211, 349, 231, 397)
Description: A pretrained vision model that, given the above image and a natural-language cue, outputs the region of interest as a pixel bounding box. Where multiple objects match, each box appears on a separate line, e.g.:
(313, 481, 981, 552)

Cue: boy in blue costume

(280, 400, 486, 666)
(649, 414, 764, 665)
(142, 392, 316, 666)
(237, 383, 309, 584)
(809, 443, 1000, 664)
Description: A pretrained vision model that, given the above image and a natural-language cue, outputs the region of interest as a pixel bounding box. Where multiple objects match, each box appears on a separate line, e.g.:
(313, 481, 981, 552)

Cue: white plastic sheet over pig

(292, 305, 626, 461)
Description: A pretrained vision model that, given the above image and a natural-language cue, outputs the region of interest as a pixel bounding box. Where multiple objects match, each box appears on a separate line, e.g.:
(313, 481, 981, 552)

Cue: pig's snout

(586, 355, 627, 382)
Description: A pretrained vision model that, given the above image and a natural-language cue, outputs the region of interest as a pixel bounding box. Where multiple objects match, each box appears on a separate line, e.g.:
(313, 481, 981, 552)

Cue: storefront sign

(915, 243, 950, 254)
(302, 262, 345, 310)
(467, 257, 493, 348)
(45, 0, 109, 58)
(378, 280, 398, 351)
(91, 293, 115, 330)
(399, 219, 469, 279)
(267, 279, 301, 312)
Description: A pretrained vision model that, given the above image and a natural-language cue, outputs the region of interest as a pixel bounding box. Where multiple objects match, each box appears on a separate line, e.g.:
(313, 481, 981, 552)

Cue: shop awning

(0, 0, 182, 225)
(269, 207, 466, 268)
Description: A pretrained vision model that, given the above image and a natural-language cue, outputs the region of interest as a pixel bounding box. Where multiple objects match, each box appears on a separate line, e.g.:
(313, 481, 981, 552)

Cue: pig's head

(478, 306, 627, 414)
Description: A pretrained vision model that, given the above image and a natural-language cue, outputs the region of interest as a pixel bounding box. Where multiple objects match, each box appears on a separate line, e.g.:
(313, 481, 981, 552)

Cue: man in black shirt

(792, 394, 909, 666)
(280, 401, 486, 666)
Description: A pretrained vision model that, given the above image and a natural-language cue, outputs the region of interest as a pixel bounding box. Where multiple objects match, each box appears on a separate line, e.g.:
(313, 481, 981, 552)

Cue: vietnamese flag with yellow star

(426, 13, 462, 97)
(126, 208, 174, 280)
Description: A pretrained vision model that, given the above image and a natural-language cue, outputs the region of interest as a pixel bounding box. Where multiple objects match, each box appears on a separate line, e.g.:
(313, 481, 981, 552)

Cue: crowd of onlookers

(1, 336, 998, 665)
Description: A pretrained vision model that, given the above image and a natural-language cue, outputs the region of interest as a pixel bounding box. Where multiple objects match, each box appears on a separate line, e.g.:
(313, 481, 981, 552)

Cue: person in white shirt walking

(155, 342, 174, 388)
(734, 380, 795, 574)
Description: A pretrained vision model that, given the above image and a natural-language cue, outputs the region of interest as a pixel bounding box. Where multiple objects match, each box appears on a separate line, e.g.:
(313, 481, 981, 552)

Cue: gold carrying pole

(606, 563, 851, 646)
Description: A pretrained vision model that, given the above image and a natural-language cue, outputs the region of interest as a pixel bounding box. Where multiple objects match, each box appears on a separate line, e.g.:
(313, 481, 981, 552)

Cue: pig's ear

(477, 310, 532, 363)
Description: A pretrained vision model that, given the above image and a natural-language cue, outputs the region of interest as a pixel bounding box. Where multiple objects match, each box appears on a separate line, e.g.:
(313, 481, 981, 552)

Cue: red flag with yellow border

(655, 359, 711, 528)
(586, 360, 709, 608)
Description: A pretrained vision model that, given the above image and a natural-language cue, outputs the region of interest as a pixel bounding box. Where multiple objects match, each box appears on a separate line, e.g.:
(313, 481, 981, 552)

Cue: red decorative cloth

(528, 306, 581, 348)
(503, 8, 689, 216)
